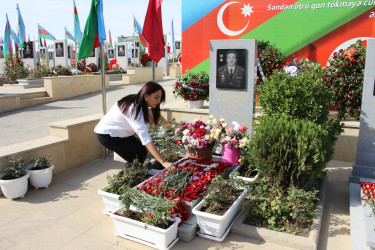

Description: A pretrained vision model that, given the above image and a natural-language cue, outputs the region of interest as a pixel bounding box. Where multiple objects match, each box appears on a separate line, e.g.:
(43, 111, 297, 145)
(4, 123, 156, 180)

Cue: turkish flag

(142, 0, 165, 63)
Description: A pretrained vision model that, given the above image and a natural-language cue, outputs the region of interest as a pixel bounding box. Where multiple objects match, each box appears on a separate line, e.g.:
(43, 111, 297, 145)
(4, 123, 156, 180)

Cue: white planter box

(110, 208, 180, 250)
(188, 100, 204, 109)
(26, 164, 54, 189)
(0, 173, 30, 199)
(183, 198, 202, 225)
(361, 185, 375, 248)
(98, 187, 122, 214)
(192, 189, 248, 238)
(229, 164, 260, 183)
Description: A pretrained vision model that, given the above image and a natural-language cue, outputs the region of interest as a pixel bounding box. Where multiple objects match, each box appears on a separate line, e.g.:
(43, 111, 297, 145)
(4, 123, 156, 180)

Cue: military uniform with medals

(217, 65, 245, 89)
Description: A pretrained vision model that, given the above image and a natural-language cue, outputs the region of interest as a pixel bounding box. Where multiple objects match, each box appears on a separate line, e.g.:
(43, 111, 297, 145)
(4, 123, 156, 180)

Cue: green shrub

(246, 176, 319, 235)
(3, 54, 29, 84)
(246, 117, 329, 190)
(258, 66, 328, 124)
(2, 155, 26, 180)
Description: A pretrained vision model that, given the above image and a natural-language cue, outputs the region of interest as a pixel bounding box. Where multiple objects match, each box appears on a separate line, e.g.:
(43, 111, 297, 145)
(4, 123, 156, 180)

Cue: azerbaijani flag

(109, 29, 113, 48)
(78, 0, 106, 60)
(44, 39, 47, 47)
(11, 28, 20, 46)
(17, 5, 26, 48)
(38, 24, 56, 40)
(3, 14, 13, 55)
(65, 27, 74, 40)
(134, 16, 148, 49)
(73, 0, 83, 43)
(39, 38, 43, 47)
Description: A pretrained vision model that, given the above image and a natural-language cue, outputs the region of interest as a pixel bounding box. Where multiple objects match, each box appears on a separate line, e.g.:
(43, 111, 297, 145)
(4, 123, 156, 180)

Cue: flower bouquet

(173, 71, 209, 103)
(209, 117, 250, 165)
(175, 119, 215, 159)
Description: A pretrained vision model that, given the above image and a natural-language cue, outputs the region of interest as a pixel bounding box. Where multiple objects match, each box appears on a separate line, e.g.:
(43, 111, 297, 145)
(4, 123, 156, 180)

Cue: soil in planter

(29, 165, 50, 171)
(1, 173, 27, 180)
(201, 189, 243, 216)
(118, 210, 174, 229)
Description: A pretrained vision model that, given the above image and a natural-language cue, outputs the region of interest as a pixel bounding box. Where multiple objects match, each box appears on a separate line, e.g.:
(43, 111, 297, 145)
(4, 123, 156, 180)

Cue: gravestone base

(350, 165, 375, 183)
(178, 223, 198, 242)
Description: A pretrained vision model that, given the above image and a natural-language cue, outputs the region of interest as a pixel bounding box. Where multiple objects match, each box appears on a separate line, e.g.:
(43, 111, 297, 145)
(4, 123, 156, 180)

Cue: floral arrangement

(257, 40, 285, 85)
(77, 59, 86, 71)
(3, 54, 29, 84)
(139, 158, 230, 223)
(85, 63, 98, 73)
(361, 182, 375, 216)
(175, 119, 215, 149)
(1, 155, 26, 180)
(173, 71, 209, 101)
(50, 65, 72, 76)
(28, 56, 50, 79)
(140, 53, 150, 67)
(209, 116, 249, 149)
(324, 39, 366, 120)
(30, 154, 52, 170)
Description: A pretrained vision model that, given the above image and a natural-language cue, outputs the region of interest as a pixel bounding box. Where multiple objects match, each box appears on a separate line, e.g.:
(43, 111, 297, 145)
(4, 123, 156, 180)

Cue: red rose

(193, 91, 197, 96)
(195, 129, 206, 137)
(147, 213, 153, 218)
(184, 96, 188, 100)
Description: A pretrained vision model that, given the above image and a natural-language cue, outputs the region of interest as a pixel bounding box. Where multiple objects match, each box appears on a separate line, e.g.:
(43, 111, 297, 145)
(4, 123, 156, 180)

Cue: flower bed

(139, 158, 231, 224)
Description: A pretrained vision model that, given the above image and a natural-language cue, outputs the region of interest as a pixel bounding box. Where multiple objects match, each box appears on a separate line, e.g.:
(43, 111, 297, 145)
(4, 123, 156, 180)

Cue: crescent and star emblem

(217, 2, 254, 36)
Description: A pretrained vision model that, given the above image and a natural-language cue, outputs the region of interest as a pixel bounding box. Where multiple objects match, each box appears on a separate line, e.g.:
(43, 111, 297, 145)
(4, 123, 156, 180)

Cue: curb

(231, 176, 327, 250)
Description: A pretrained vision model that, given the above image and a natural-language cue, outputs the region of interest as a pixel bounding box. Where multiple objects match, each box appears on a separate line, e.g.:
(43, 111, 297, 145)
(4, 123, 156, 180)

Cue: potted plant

(173, 71, 209, 109)
(110, 188, 181, 249)
(209, 117, 250, 166)
(0, 155, 30, 199)
(360, 181, 375, 248)
(98, 159, 151, 214)
(50, 65, 73, 76)
(192, 175, 247, 239)
(3, 54, 29, 84)
(175, 119, 215, 159)
(26, 154, 54, 189)
(229, 159, 260, 184)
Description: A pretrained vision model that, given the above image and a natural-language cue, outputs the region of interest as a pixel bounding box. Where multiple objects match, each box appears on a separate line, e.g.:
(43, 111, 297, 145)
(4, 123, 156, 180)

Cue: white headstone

(86, 47, 99, 66)
(116, 43, 128, 70)
(351, 38, 375, 182)
(209, 39, 257, 132)
(108, 48, 115, 60)
(130, 47, 140, 66)
(48, 50, 55, 68)
(0, 44, 4, 74)
(54, 40, 68, 67)
(23, 41, 37, 69)
(158, 46, 168, 76)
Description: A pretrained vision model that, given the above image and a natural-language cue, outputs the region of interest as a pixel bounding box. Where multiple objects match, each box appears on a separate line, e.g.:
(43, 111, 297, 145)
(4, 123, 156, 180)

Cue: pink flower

(231, 139, 238, 145)
(226, 128, 233, 135)
(239, 125, 247, 134)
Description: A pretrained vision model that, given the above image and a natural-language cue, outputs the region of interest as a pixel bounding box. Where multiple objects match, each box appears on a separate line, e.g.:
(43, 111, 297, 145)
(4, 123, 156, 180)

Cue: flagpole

(100, 43, 109, 159)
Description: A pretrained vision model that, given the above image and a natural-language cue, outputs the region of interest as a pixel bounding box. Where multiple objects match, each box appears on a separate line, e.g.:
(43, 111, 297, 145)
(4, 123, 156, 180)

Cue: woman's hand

(162, 162, 176, 173)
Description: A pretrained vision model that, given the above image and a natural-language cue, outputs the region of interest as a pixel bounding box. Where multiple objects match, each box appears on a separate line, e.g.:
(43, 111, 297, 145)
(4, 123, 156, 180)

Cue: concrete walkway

(0, 79, 177, 147)
(0, 158, 351, 249)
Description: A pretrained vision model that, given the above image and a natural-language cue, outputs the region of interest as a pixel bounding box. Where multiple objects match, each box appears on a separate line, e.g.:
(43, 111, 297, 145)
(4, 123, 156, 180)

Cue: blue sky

(1, 0, 181, 43)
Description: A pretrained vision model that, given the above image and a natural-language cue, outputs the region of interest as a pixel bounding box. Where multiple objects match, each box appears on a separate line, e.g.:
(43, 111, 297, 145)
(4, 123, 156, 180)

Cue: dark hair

(226, 50, 237, 58)
(118, 81, 165, 125)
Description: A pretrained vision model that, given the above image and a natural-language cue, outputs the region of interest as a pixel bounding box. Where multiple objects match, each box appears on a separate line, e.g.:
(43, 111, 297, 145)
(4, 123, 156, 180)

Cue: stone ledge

(231, 176, 327, 250)
(49, 114, 102, 128)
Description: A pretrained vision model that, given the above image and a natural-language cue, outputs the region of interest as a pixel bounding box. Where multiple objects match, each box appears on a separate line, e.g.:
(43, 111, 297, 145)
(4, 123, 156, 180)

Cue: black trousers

(96, 133, 148, 163)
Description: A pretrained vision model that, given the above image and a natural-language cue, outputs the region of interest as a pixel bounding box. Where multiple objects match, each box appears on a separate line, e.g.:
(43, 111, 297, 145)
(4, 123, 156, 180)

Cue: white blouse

(94, 103, 152, 145)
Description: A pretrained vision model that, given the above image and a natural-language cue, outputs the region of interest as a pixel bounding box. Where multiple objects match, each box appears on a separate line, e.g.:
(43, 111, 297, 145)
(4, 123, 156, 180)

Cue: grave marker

(351, 38, 375, 182)
(209, 39, 257, 132)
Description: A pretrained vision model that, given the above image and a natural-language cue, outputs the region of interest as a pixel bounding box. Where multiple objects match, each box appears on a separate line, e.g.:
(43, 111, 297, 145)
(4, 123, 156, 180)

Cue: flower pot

(110, 208, 181, 249)
(26, 164, 54, 189)
(0, 173, 30, 199)
(188, 100, 204, 109)
(229, 164, 260, 184)
(98, 187, 122, 214)
(188, 145, 213, 160)
(192, 189, 247, 238)
(221, 145, 240, 166)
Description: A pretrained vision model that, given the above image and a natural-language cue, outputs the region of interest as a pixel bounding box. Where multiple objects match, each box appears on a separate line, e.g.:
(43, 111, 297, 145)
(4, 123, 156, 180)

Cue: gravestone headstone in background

(209, 39, 257, 133)
(116, 43, 128, 70)
(23, 41, 37, 69)
(350, 38, 375, 183)
(54, 40, 68, 68)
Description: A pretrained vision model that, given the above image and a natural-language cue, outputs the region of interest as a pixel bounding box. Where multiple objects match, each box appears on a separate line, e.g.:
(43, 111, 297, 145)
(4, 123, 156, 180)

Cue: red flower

(147, 213, 153, 218)
(195, 129, 206, 137)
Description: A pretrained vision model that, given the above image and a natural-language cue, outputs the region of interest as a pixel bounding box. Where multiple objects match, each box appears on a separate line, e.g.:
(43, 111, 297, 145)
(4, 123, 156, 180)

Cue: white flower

(183, 130, 189, 136)
(232, 121, 240, 130)
(222, 123, 228, 128)
(220, 118, 225, 122)
(212, 118, 217, 124)
(209, 115, 214, 119)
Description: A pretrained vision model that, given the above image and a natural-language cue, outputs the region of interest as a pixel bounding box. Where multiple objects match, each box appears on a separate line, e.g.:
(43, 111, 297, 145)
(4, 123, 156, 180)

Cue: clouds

(1, 0, 181, 43)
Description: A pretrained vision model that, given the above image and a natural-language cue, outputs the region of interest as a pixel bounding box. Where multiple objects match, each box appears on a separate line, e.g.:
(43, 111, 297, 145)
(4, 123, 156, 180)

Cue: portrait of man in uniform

(55, 43, 64, 57)
(90, 48, 95, 57)
(48, 51, 53, 60)
(24, 42, 34, 58)
(108, 49, 114, 58)
(216, 49, 247, 90)
(0, 46, 4, 58)
(118, 45, 125, 57)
